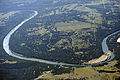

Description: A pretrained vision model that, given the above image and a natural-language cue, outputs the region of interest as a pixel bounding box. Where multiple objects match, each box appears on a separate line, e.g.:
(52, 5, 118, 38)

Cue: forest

(0, 0, 120, 80)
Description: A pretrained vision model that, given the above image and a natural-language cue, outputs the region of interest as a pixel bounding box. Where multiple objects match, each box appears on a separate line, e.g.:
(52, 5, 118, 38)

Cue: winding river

(102, 30, 120, 62)
(3, 10, 120, 66)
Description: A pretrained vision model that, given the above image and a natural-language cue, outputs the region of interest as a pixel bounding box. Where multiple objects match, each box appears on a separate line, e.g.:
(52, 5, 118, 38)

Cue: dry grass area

(27, 27, 50, 36)
(85, 0, 109, 6)
(3, 60, 17, 64)
(41, 3, 102, 25)
(0, 11, 19, 26)
(34, 66, 120, 80)
(0, 59, 17, 64)
(55, 20, 97, 31)
(33, 60, 120, 80)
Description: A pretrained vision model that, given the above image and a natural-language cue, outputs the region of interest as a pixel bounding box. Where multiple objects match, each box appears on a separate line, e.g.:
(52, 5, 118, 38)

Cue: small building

(117, 38, 120, 43)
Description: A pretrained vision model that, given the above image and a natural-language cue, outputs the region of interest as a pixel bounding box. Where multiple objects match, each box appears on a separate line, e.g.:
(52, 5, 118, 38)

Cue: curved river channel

(3, 11, 120, 66)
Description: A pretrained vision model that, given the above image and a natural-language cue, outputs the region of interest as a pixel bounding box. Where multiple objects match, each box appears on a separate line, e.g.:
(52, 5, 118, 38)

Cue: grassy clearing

(55, 39, 72, 49)
(114, 4, 120, 7)
(27, 27, 49, 36)
(33, 66, 116, 80)
(61, 3, 102, 24)
(94, 60, 119, 71)
(55, 20, 97, 49)
(34, 60, 120, 80)
(55, 20, 97, 31)
(0, 11, 19, 26)
(0, 11, 19, 20)
(85, 0, 109, 6)
(41, 3, 102, 25)
(3, 60, 17, 64)
(0, 59, 17, 64)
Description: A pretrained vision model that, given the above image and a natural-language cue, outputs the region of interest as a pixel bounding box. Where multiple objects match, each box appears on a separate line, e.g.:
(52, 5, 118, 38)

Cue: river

(3, 10, 120, 66)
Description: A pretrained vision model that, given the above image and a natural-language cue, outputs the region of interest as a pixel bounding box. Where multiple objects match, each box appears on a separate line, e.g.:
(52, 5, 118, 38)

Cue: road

(3, 10, 120, 66)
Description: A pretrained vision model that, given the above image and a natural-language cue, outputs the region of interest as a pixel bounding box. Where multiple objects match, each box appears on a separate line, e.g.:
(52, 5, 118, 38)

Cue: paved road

(3, 10, 120, 66)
